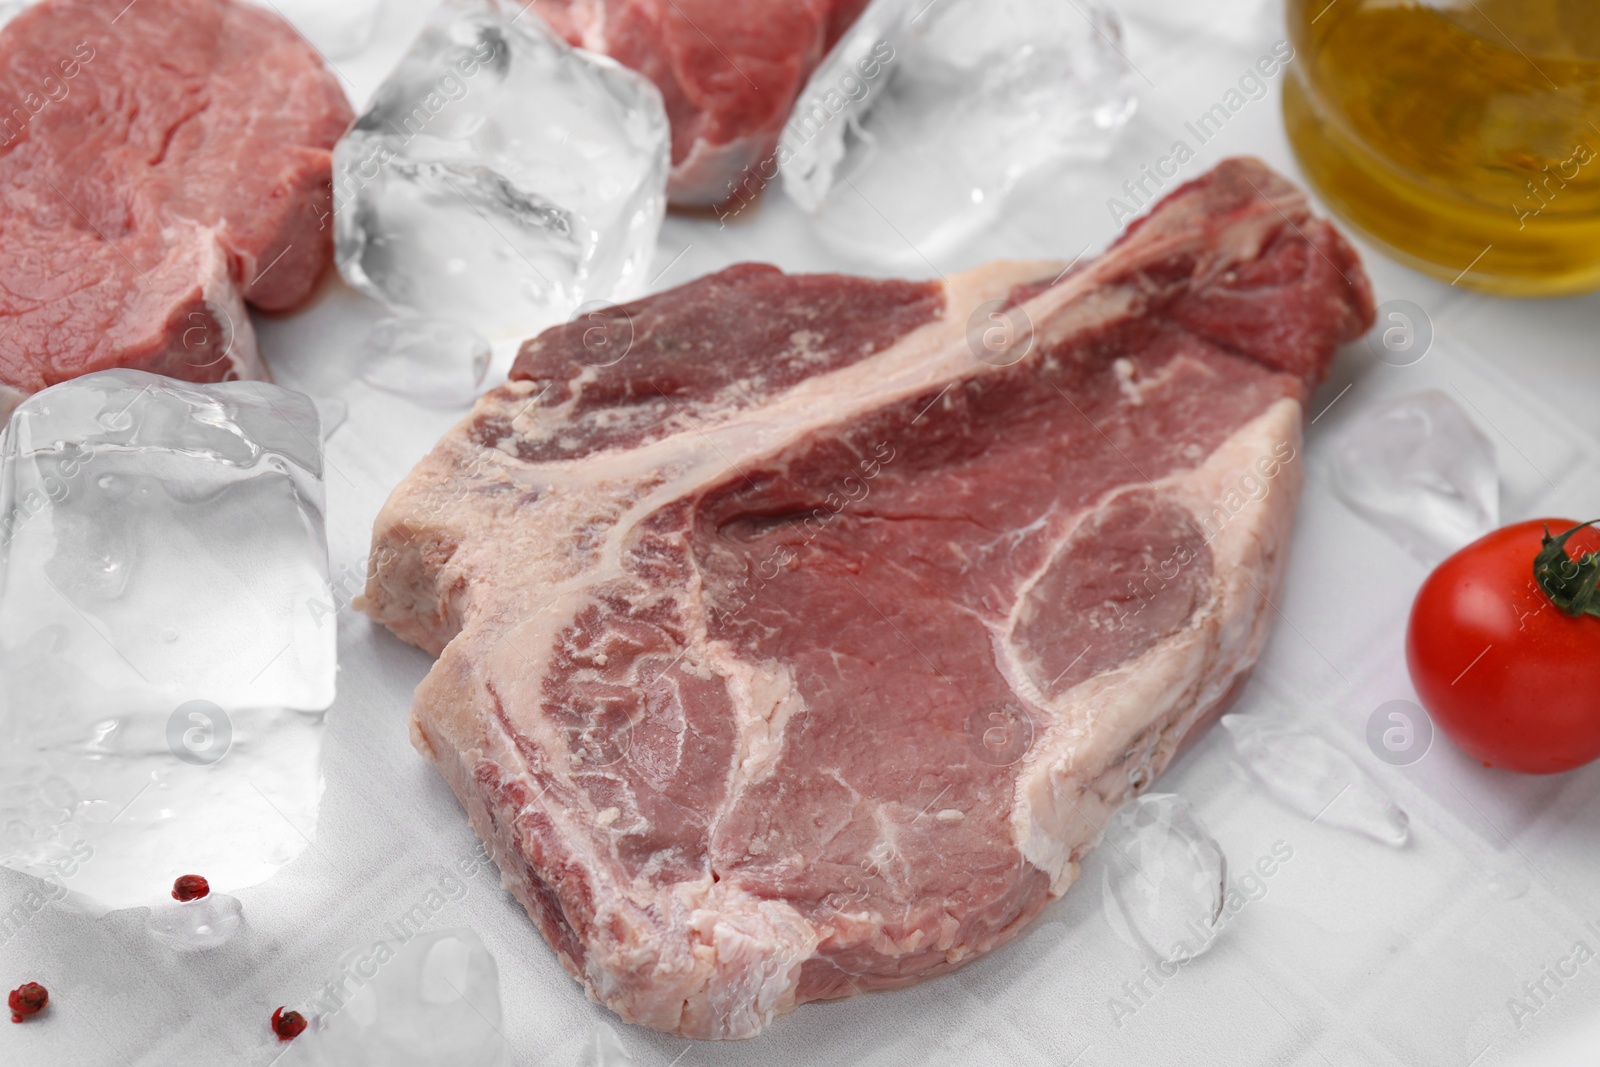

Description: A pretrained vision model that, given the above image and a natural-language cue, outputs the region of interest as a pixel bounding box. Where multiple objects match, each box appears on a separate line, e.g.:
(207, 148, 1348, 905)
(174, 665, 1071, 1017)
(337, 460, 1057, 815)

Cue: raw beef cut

(362, 158, 1373, 1038)
(538, 0, 869, 207)
(0, 0, 352, 418)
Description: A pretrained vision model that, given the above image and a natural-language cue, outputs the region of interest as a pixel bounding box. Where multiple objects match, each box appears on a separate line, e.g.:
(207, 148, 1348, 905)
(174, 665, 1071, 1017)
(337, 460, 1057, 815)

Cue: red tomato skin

(1406, 519, 1600, 774)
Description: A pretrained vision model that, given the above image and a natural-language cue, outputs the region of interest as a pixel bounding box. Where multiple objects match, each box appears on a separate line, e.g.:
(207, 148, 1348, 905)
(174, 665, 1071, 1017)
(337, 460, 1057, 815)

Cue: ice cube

(334, 0, 669, 341)
(358, 317, 491, 408)
(283, 929, 505, 1067)
(250, 0, 383, 59)
(1221, 714, 1410, 847)
(1099, 794, 1226, 963)
(1330, 391, 1498, 563)
(778, 0, 1134, 265)
(0, 702, 325, 910)
(0, 369, 335, 714)
(145, 891, 244, 952)
(0, 370, 332, 908)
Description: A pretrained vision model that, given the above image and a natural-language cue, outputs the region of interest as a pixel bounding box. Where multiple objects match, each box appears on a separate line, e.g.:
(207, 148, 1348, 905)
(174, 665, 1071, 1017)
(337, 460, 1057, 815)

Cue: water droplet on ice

(77, 799, 116, 824)
(145, 892, 243, 952)
(358, 318, 491, 409)
(96, 408, 134, 432)
(1221, 714, 1410, 846)
(1488, 868, 1530, 901)
(1100, 793, 1226, 963)
(1331, 391, 1497, 563)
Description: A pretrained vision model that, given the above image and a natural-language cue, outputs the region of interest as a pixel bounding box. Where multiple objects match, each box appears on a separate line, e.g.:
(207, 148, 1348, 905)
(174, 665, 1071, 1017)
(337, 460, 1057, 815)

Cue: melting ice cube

(1222, 714, 1410, 847)
(283, 929, 505, 1067)
(1100, 793, 1226, 963)
(334, 0, 669, 341)
(779, 0, 1134, 265)
(0, 370, 332, 907)
(358, 317, 492, 408)
(0, 370, 334, 713)
(1330, 391, 1498, 564)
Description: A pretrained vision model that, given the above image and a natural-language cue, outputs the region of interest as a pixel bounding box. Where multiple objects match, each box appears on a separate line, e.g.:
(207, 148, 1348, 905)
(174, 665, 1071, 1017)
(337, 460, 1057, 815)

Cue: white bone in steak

(362, 157, 1374, 1039)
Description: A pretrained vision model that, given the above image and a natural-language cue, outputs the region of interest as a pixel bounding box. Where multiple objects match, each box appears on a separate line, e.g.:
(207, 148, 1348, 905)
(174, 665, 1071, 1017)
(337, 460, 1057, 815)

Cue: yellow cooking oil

(1284, 0, 1600, 295)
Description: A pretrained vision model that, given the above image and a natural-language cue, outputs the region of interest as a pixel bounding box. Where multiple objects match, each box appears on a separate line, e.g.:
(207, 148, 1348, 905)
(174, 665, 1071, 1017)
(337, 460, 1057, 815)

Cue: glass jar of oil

(1284, 0, 1600, 296)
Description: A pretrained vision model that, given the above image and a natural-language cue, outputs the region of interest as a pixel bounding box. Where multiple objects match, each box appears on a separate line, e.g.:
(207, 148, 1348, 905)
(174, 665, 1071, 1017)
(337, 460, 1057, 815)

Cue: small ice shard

(145, 892, 244, 952)
(1488, 868, 1530, 901)
(334, 0, 669, 341)
(1100, 794, 1226, 963)
(283, 929, 505, 1067)
(586, 1023, 633, 1066)
(358, 318, 492, 408)
(0, 369, 335, 713)
(1221, 714, 1410, 847)
(250, 0, 382, 59)
(1331, 391, 1498, 563)
(779, 0, 1134, 265)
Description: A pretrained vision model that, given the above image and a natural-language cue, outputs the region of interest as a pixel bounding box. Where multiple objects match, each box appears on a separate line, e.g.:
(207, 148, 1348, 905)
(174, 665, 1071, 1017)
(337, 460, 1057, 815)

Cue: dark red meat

(0, 0, 352, 413)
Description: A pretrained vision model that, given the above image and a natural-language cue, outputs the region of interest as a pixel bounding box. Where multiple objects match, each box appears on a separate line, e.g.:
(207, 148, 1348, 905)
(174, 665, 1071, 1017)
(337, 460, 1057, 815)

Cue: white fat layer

(1011, 397, 1304, 891)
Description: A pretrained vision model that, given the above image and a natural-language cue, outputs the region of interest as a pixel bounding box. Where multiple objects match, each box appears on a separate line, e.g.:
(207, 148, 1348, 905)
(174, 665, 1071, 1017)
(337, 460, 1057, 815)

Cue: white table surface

(5, 1, 1600, 1065)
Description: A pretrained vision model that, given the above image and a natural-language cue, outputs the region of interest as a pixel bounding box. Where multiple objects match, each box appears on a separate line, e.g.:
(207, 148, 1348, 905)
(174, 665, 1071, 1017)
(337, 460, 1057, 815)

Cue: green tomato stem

(1534, 520, 1600, 619)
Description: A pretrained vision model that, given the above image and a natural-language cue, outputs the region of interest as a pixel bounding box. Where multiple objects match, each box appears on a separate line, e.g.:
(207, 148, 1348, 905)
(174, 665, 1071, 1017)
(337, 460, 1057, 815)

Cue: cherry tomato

(1406, 518, 1600, 774)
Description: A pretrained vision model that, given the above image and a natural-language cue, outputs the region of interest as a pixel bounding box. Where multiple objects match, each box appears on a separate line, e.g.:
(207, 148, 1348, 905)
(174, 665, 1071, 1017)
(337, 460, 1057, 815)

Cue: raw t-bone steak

(363, 158, 1373, 1038)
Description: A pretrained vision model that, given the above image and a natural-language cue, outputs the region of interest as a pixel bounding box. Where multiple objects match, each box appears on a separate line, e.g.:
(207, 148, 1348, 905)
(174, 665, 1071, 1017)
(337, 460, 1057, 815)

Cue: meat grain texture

(0, 0, 352, 417)
(540, 0, 869, 208)
(363, 159, 1375, 1038)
